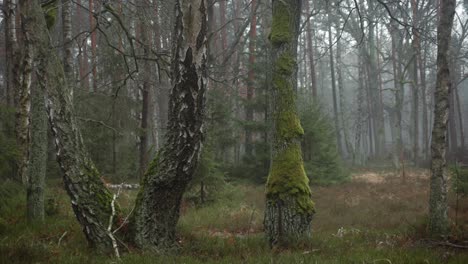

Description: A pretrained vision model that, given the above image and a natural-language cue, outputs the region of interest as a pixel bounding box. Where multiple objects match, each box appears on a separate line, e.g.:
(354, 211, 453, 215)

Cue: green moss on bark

(273, 53, 304, 140)
(270, 1, 292, 45)
(266, 144, 315, 213)
(81, 163, 117, 224)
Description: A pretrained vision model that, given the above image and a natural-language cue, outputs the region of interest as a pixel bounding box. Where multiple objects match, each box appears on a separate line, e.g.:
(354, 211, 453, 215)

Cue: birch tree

(428, 0, 456, 238)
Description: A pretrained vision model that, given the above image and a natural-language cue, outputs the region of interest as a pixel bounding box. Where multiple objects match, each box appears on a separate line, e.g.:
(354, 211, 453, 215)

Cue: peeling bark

(131, 0, 207, 251)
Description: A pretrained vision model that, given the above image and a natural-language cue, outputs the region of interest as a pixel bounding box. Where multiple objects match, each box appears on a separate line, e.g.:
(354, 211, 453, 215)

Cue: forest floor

(2, 168, 468, 263)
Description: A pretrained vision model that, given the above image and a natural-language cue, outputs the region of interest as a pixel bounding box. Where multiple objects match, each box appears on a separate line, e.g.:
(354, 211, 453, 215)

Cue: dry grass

(3, 169, 468, 263)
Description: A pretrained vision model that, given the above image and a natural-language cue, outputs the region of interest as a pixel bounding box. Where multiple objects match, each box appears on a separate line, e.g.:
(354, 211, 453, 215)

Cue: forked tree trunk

(21, 0, 121, 253)
(264, 0, 315, 247)
(428, 0, 456, 238)
(131, 0, 207, 250)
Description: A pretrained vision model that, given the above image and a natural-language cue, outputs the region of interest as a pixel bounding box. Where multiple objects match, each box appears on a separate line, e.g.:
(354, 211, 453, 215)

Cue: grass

(1, 169, 468, 263)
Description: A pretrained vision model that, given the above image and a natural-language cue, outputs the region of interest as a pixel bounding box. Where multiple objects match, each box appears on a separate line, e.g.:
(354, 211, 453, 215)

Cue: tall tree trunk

(138, 3, 152, 178)
(304, 0, 317, 101)
(428, 0, 456, 238)
(89, 0, 98, 92)
(76, 0, 89, 90)
(390, 21, 404, 169)
(264, 0, 315, 246)
(26, 66, 48, 223)
(327, 12, 343, 157)
(131, 0, 207, 250)
(411, 0, 420, 163)
(22, 0, 121, 253)
(336, 18, 352, 158)
(14, 3, 33, 185)
(4, 0, 17, 106)
(455, 86, 465, 153)
(367, 0, 384, 158)
(245, 0, 257, 157)
(419, 39, 429, 161)
(62, 0, 73, 90)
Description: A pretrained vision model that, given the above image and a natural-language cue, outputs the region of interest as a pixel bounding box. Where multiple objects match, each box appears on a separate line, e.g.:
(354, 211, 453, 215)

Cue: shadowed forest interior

(1, 0, 468, 263)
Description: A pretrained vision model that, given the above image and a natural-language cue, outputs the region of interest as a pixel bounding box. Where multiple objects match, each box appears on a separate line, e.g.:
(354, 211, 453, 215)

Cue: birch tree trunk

(131, 0, 207, 250)
(264, 0, 315, 247)
(15, 0, 33, 185)
(21, 0, 122, 253)
(428, 0, 456, 238)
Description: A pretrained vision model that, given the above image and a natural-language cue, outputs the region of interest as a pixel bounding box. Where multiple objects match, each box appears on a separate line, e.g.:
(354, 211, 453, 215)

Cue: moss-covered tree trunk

(131, 0, 207, 251)
(264, 0, 315, 247)
(26, 63, 48, 223)
(21, 0, 121, 254)
(428, 0, 456, 238)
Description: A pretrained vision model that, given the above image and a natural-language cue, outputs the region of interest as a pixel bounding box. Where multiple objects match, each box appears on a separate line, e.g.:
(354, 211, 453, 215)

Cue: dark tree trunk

(264, 0, 315, 247)
(428, 0, 456, 238)
(131, 0, 208, 251)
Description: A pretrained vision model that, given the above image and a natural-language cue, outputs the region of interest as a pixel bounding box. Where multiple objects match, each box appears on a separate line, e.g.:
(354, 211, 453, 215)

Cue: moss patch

(270, 1, 292, 45)
(266, 144, 315, 213)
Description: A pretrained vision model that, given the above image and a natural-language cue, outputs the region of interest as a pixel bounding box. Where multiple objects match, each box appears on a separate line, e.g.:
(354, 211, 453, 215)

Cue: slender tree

(428, 0, 456, 238)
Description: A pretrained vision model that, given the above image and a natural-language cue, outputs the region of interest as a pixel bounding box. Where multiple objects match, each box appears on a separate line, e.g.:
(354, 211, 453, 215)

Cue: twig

(112, 205, 135, 235)
(107, 186, 122, 259)
(435, 241, 468, 249)
(57, 231, 68, 246)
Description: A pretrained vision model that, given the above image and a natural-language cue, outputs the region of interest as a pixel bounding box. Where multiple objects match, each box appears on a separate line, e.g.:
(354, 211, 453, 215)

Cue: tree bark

(367, 0, 384, 158)
(4, 0, 17, 106)
(390, 20, 404, 170)
(264, 0, 315, 247)
(131, 0, 207, 250)
(327, 11, 343, 157)
(245, 0, 257, 157)
(411, 0, 420, 163)
(62, 0, 73, 93)
(15, 1, 33, 185)
(22, 0, 121, 253)
(89, 0, 98, 92)
(304, 0, 317, 101)
(26, 65, 48, 223)
(428, 0, 456, 238)
(138, 2, 152, 178)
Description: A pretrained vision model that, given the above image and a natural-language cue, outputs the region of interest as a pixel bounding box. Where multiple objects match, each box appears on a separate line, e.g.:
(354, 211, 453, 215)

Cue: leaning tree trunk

(21, 0, 121, 254)
(428, 0, 456, 238)
(131, 0, 207, 251)
(264, 0, 315, 247)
